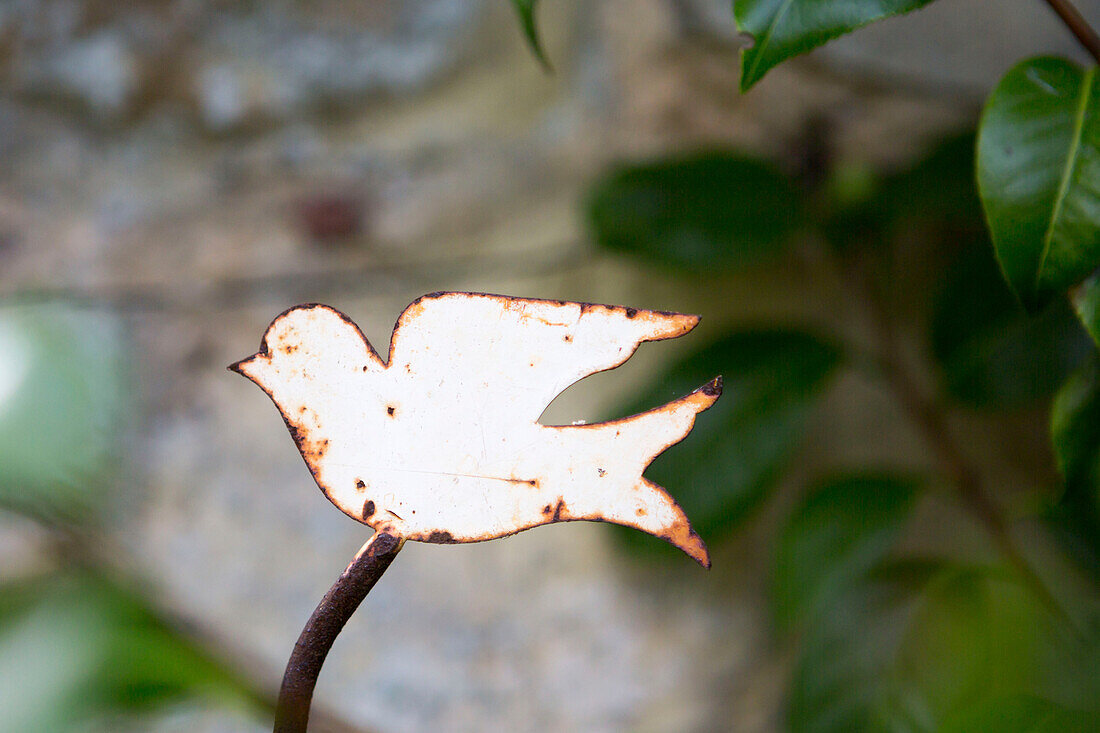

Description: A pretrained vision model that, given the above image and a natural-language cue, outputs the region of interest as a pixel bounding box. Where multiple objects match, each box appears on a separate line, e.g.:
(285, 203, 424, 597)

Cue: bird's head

(229, 304, 375, 392)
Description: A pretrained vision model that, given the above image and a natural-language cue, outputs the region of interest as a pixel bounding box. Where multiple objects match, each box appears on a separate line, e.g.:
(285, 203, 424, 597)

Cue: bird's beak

(228, 353, 265, 383)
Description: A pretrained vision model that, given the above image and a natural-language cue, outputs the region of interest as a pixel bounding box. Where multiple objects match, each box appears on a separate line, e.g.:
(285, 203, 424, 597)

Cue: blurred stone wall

(0, 1, 1096, 731)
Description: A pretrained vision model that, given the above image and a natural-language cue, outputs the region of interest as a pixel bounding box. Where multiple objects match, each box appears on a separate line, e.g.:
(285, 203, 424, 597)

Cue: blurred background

(2, 1, 1100, 731)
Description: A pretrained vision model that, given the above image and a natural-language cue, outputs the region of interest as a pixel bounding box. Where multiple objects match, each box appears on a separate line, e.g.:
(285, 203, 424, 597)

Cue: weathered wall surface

(0, 1, 1093, 731)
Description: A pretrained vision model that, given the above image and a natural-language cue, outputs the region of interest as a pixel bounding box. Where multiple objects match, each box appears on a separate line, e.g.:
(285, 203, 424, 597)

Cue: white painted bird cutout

(230, 292, 721, 567)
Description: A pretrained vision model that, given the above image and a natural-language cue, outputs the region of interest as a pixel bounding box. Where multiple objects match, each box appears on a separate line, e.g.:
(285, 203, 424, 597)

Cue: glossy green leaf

(977, 57, 1100, 310)
(612, 329, 841, 557)
(586, 153, 803, 273)
(734, 0, 936, 91)
(773, 473, 920, 632)
(1048, 354, 1100, 575)
(941, 696, 1100, 733)
(509, 0, 550, 70)
(931, 242, 1092, 408)
(1073, 271, 1100, 346)
(0, 573, 258, 732)
(790, 563, 1090, 733)
(0, 305, 131, 523)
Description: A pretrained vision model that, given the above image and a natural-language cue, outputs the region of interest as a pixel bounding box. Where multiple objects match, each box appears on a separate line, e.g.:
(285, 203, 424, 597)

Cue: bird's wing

(386, 292, 699, 423)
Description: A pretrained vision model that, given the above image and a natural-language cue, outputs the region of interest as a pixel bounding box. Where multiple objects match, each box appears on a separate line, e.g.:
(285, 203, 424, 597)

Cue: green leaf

(790, 563, 1090, 733)
(586, 152, 804, 273)
(1048, 353, 1100, 576)
(0, 573, 258, 731)
(612, 329, 841, 557)
(931, 241, 1092, 408)
(819, 132, 983, 256)
(0, 305, 131, 523)
(941, 696, 1100, 733)
(509, 0, 550, 70)
(977, 57, 1100, 311)
(734, 0, 937, 92)
(879, 131, 983, 226)
(788, 559, 943, 733)
(773, 472, 920, 632)
(1072, 271, 1100, 346)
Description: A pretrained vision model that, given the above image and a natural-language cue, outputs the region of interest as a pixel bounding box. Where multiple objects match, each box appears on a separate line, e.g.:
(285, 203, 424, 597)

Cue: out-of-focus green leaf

(820, 132, 982, 255)
(733, 0, 936, 91)
(1073, 271, 1100, 346)
(790, 563, 1090, 733)
(788, 559, 943, 733)
(0, 305, 130, 523)
(940, 696, 1100, 733)
(612, 330, 841, 557)
(773, 472, 920, 632)
(931, 242, 1092, 408)
(977, 57, 1100, 311)
(0, 572, 259, 733)
(1048, 354, 1100, 576)
(880, 132, 982, 225)
(586, 153, 803, 273)
(509, 0, 550, 70)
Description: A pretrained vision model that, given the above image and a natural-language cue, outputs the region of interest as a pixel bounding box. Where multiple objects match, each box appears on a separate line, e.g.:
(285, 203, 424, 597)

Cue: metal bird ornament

(231, 291, 721, 567)
(232, 292, 721, 731)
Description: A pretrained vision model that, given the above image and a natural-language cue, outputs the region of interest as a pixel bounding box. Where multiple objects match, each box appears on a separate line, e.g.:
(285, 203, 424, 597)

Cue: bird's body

(231, 292, 719, 566)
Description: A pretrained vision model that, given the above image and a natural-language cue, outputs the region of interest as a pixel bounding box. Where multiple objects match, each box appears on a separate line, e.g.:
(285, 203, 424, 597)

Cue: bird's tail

(563, 377, 721, 568)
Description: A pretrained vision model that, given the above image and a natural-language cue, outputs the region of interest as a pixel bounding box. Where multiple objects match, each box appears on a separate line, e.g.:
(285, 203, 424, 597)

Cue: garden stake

(231, 292, 719, 732)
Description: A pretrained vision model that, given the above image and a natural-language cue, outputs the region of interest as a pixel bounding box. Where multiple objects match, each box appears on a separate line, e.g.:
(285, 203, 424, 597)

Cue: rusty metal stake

(274, 532, 403, 733)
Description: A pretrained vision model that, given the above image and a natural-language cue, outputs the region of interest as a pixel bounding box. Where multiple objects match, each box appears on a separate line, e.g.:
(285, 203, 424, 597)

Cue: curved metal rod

(274, 532, 403, 733)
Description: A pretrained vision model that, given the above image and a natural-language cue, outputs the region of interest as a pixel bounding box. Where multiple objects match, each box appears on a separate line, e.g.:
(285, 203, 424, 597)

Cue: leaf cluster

(579, 94, 1100, 733)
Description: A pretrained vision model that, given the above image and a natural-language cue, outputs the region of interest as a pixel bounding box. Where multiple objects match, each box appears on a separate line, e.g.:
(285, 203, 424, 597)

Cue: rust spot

(404, 363, 412, 373)
(563, 334, 572, 342)
(355, 479, 366, 491)
(597, 468, 607, 477)
(298, 406, 307, 414)
(636, 507, 646, 516)
(363, 365, 369, 372)
(542, 504, 553, 515)
(552, 498, 566, 522)
(386, 509, 403, 520)
(625, 307, 638, 318)
(701, 376, 723, 397)
(386, 405, 395, 417)
(527, 479, 538, 487)
(428, 530, 456, 543)
(283, 344, 298, 354)
(361, 500, 375, 519)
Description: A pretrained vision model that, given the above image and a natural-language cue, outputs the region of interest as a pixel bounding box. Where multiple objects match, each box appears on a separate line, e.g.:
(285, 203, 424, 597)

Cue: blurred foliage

(1049, 353, 1100, 579)
(0, 306, 129, 524)
(773, 473, 920, 632)
(787, 561, 1099, 733)
(1075, 271, 1100, 346)
(587, 105, 1100, 729)
(508, 0, 549, 69)
(977, 58, 1100, 311)
(0, 305, 265, 731)
(0, 572, 259, 733)
(931, 242, 1092, 408)
(586, 153, 804, 272)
